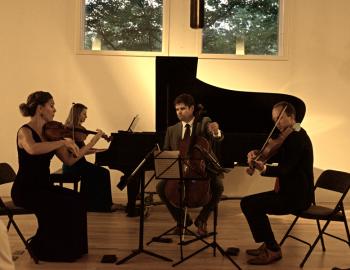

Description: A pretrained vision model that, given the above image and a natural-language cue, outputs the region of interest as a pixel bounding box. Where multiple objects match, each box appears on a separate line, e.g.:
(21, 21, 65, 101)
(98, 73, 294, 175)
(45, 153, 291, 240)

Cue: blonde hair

(65, 103, 87, 128)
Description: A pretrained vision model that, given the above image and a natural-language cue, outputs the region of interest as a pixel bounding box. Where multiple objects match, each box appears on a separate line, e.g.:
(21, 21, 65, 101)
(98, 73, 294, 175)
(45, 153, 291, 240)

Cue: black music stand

(150, 151, 241, 269)
(116, 145, 172, 265)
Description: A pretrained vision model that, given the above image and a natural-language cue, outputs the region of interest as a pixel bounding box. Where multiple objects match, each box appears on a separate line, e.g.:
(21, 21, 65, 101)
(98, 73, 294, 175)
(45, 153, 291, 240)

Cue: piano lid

(155, 56, 306, 166)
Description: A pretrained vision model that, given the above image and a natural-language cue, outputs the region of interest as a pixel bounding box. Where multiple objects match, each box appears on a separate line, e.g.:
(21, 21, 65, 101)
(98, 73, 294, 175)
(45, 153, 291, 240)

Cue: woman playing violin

(240, 101, 314, 265)
(11, 91, 104, 262)
(62, 103, 118, 212)
(156, 93, 224, 236)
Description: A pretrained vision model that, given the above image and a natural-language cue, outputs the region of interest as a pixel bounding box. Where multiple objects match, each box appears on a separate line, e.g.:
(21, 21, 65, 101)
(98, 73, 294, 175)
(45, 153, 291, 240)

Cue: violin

(43, 121, 111, 142)
(246, 105, 293, 175)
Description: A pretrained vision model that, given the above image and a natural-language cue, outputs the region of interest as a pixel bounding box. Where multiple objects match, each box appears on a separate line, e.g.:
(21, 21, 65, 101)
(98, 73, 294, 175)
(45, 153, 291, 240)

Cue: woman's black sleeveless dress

(11, 125, 88, 262)
(63, 140, 113, 212)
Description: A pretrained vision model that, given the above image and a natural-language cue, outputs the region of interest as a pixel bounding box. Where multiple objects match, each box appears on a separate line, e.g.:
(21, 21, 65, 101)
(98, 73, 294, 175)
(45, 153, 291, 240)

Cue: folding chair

(280, 169, 350, 267)
(0, 162, 38, 263)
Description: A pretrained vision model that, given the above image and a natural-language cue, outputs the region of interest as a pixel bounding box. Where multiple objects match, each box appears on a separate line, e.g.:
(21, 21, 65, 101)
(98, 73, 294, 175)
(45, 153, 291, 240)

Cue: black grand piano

(96, 56, 305, 210)
(96, 56, 305, 167)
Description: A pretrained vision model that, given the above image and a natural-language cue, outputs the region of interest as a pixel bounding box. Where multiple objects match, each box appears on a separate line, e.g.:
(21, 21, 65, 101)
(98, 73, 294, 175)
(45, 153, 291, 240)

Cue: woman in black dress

(63, 103, 117, 212)
(11, 91, 105, 262)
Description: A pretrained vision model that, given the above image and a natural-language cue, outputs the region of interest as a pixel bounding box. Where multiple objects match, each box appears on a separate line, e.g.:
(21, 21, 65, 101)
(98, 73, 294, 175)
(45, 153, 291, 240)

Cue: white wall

(0, 0, 349, 202)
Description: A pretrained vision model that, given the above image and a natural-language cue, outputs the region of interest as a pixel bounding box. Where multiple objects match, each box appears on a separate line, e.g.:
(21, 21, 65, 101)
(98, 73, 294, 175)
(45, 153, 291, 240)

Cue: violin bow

(255, 105, 288, 160)
(71, 102, 76, 144)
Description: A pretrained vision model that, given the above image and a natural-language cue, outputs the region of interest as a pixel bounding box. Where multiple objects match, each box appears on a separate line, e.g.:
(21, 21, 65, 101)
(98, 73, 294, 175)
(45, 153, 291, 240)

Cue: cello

(164, 105, 224, 208)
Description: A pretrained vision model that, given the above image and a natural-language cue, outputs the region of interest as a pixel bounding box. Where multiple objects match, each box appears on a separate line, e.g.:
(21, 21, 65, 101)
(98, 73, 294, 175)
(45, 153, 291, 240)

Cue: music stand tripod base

(171, 205, 241, 270)
(116, 146, 173, 265)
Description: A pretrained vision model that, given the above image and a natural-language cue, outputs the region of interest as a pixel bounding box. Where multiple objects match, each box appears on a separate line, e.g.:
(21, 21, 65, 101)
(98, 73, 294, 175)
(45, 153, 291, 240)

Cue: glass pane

(202, 0, 279, 55)
(84, 0, 163, 52)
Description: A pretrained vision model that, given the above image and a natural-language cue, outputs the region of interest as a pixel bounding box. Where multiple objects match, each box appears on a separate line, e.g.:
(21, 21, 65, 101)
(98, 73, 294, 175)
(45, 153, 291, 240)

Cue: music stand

(126, 114, 139, 132)
(116, 145, 172, 265)
(151, 150, 241, 269)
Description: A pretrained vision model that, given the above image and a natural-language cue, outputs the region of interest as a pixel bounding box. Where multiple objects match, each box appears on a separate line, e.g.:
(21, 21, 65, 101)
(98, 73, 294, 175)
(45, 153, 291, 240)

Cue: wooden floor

(2, 199, 350, 270)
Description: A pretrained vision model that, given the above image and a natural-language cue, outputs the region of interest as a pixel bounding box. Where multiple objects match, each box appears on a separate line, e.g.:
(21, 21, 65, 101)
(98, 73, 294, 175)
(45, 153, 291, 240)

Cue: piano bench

(50, 169, 81, 192)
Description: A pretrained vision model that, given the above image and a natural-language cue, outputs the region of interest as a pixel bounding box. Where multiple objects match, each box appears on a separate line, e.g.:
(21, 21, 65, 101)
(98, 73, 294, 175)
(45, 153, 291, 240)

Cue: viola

(246, 126, 293, 175)
(42, 121, 111, 142)
(246, 105, 294, 175)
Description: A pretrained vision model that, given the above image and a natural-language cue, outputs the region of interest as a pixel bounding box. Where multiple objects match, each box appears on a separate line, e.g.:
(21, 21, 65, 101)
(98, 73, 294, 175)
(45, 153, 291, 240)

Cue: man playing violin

(156, 93, 224, 236)
(240, 101, 314, 265)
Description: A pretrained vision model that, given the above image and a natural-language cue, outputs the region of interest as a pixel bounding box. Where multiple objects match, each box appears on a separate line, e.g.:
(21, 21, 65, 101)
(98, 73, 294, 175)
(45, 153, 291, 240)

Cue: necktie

(182, 124, 191, 156)
(183, 124, 191, 142)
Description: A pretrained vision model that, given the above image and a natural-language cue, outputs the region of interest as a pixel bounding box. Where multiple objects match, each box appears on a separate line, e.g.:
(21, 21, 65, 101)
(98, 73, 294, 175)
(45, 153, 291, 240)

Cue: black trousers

(240, 190, 299, 243)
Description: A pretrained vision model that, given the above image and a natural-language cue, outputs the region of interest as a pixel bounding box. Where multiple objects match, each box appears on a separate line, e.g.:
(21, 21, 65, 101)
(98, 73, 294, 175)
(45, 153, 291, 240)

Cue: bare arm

(55, 130, 104, 166)
(84, 148, 107, 155)
(18, 126, 77, 155)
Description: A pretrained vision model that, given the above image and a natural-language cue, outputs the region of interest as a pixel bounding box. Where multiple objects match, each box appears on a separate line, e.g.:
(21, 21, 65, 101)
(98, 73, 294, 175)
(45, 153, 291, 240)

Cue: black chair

(0, 162, 38, 264)
(280, 169, 350, 267)
(50, 168, 81, 192)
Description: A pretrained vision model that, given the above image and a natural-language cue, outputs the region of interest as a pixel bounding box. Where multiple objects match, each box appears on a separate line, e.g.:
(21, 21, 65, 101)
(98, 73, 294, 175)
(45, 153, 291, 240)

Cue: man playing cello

(156, 93, 224, 236)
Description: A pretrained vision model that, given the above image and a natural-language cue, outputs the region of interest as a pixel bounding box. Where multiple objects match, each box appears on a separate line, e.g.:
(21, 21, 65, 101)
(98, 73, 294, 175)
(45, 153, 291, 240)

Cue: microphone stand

(116, 145, 172, 265)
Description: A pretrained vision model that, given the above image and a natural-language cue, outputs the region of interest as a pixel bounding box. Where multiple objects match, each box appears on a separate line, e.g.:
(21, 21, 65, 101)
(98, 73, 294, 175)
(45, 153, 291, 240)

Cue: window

(202, 0, 281, 56)
(82, 0, 165, 53)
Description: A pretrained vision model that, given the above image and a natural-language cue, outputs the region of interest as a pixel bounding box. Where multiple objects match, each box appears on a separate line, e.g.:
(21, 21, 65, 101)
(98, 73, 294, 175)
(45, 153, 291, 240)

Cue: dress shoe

(194, 219, 208, 236)
(170, 226, 192, 236)
(176, 213, 193, 227)
(171, 214, 193, 235)
(247, 248, 282, 265)
(226, 247, 240, 256)
(246, 243, 267, 256)
(184, 213, 193, 227)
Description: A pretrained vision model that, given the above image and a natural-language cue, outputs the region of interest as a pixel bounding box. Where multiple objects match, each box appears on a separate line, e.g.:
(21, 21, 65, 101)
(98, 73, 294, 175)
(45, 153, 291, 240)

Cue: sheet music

(154, 150, 180, 179)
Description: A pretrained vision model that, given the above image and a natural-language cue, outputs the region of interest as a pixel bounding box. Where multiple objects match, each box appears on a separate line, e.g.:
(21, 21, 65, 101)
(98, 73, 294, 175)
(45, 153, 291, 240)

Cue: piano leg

(126, 174, 141, 217)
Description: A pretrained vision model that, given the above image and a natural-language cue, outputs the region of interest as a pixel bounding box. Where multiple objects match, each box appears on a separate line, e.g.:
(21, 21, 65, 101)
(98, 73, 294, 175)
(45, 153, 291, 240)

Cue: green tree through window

(84, 0, 163, 51)
(203, 0, 280, 55)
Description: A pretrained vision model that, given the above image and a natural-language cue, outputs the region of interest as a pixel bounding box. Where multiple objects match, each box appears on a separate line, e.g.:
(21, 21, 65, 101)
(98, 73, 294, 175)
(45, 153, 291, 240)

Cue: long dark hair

(19, 91, 53, 117)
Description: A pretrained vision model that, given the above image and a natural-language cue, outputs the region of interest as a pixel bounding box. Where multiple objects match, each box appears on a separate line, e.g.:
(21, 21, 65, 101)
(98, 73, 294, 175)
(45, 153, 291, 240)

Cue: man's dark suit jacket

(262, 127, 314, 210)
(163, 117, 223, 151)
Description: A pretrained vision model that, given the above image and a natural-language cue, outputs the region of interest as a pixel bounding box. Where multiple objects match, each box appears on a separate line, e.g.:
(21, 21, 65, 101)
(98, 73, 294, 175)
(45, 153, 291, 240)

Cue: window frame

(75, 0, 170, 57)
(196, 0, 289, 61)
